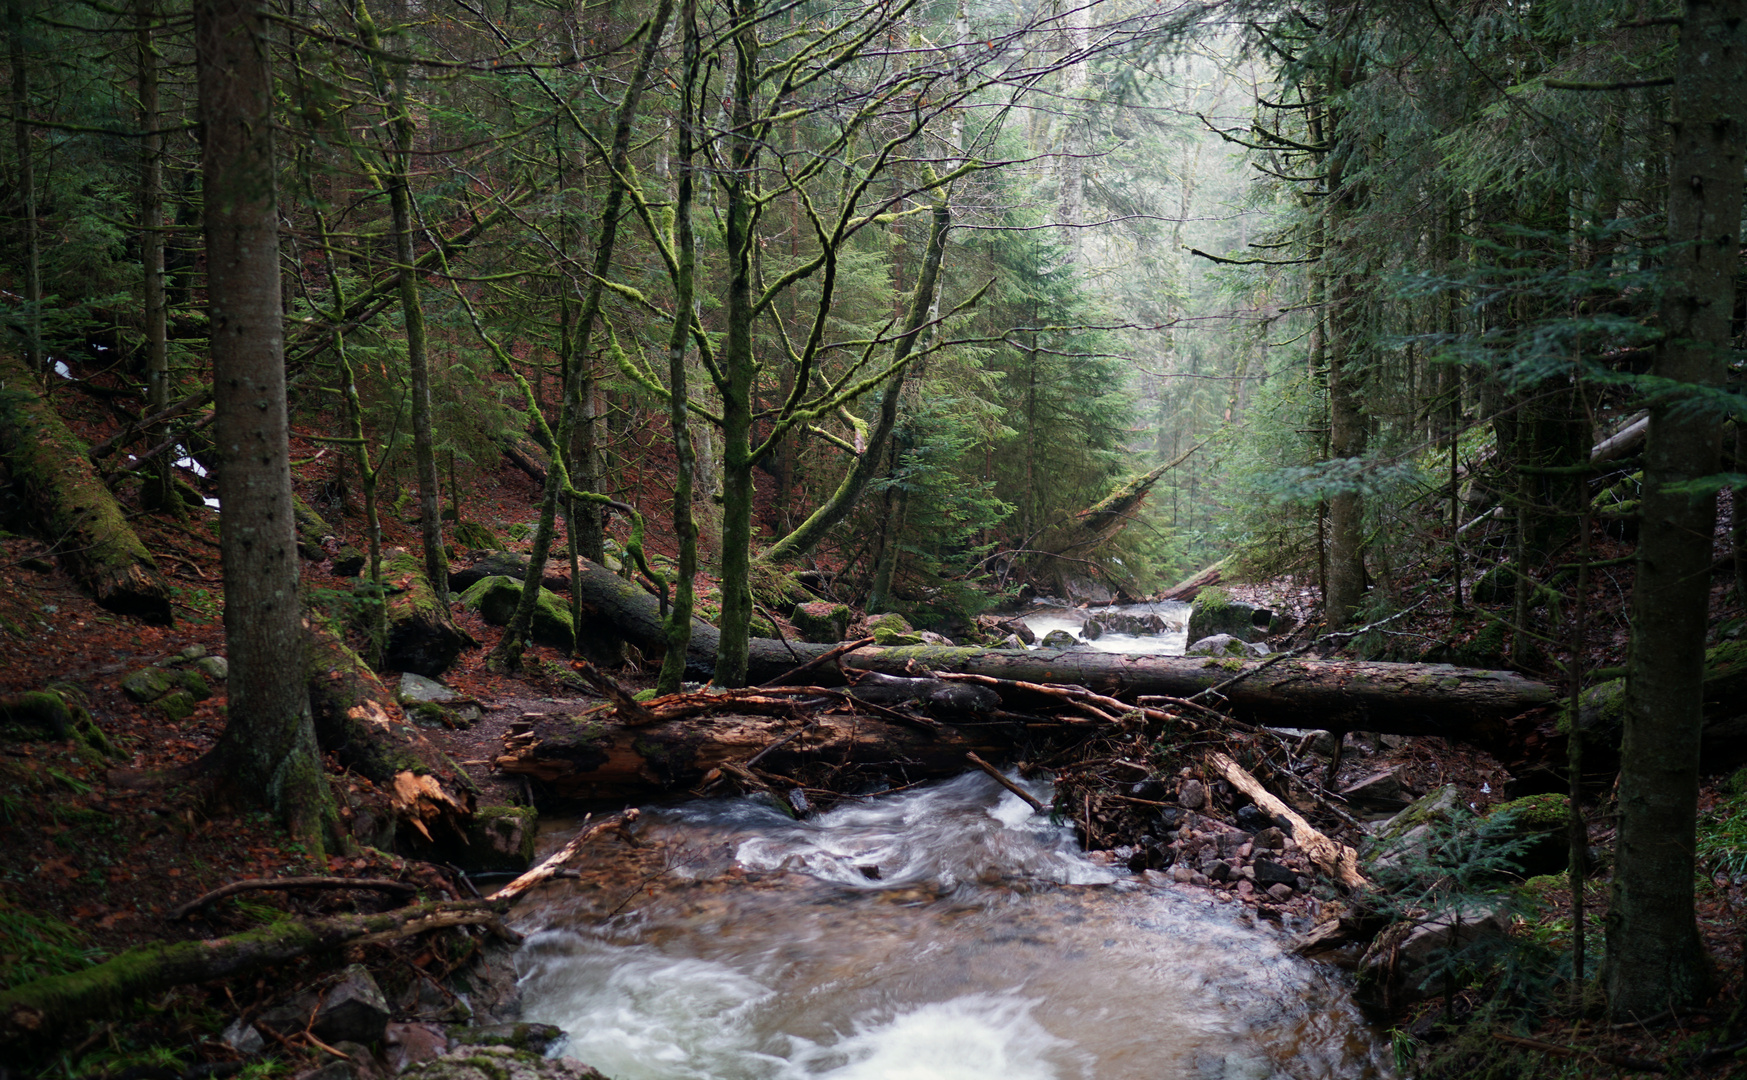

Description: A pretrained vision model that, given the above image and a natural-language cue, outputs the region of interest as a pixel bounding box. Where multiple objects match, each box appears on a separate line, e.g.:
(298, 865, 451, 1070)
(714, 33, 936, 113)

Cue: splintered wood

(1208, 751, 1368, 891)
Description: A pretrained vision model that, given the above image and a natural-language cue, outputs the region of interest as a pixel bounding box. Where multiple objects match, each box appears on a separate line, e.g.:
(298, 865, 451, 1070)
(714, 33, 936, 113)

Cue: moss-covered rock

(872, 627, 924, 647)
(156, 690, 197, 722)
(120, 667, 175, 703)
(865, 612, 913, 635)
(1186, 586, 1272, 644)
(1472, 562, 1516, 604)
(451, 521, 503, 552)
(460, 575, 574, 651)
(175, 668, 211, 701)
(1487, 794, 1570, 877)
(791, 602, 851, 644)
(0, 690, 77, 740)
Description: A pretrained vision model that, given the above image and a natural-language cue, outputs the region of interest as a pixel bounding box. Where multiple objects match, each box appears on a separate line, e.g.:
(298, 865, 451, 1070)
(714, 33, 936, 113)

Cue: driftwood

(0, 900, 509, 1046)
(1208, 751, 1367, 891)
(168, 877, 419, 920)
(0, 351, 173, 623)
(966, 752, 1046, 812)
(489, 809, 641, 902)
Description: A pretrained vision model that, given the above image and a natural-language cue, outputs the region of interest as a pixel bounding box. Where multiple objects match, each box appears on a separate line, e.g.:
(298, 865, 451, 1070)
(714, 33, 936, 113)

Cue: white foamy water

(514, 772, 1390, 1080)
(1020, 600, 1191, 655)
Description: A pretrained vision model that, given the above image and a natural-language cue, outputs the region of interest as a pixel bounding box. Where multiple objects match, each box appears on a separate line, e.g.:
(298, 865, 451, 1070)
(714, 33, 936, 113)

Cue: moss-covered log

(565, 551, 1555, 746)
(304, 620, 476, 844)
(291, 491, 331, 560)
(0, 352, 172, 623)
(0, 900, 507, 1046)
(376, 548, 475, 676)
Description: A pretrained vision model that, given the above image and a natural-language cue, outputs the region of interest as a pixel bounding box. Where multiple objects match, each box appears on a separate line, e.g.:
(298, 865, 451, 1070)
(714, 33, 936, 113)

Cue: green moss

(156, 691, 197, 722)
(174, 669, 211, 701)
(866, 613, 913, 634)
(1193, 585, 1234, 613)
(1489, 794, 1568, 830)
(407, 701, 464, 729)
(1561, 677, 1626, 736)
(0, 691, 77, 741)
(119, 668, 175, 704)
(873, 627, 924, 646)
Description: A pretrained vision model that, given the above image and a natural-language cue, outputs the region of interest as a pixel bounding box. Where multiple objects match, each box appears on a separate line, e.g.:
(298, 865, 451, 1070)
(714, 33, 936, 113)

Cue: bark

(1323, 68, 1367, 629)
(498, 431, 551, 487)
(303, 619, 476, 843)
(1605, 0, 1743, 1020)
(1157, 558, 1226, 602)
(0, 351, 173, 623)
(375, 548, 476, 677)
(0, 900, 508, 1046)
(196, 0, 335, 855)
(560, 552, 1555, 744)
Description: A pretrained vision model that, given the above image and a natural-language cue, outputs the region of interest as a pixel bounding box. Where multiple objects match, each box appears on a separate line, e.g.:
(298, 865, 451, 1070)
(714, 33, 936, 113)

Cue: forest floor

(4, 392, 1747, 1077)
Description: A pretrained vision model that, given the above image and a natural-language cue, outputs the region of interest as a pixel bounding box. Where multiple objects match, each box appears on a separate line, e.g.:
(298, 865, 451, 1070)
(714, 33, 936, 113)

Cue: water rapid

(513, 772, 1391, 1080)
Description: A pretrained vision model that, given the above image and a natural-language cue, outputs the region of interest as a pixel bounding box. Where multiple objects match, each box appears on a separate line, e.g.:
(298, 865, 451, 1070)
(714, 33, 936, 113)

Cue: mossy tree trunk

(0, 351, 173, 623)
(657, 0, 701, 696)
(1604, 0, 1743, 1020)
(195, 0, 335, 858)
(489, 0, 672, 673)
(6, 0, 41, 374)
(136, 0, 174, 512)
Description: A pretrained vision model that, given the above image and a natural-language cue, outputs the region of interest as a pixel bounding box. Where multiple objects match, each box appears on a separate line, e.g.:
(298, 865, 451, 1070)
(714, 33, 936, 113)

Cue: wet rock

(180, 644, 207, 661)
(405, 1046, 606, 1080)
(312, 964, 390, 1046)
(332, 546, 367, 577)
(459, 805, 539, 873)
(448, 1023, 566, 1054)
(1177, 778, 1207, 810)
(1170, 865, 1194, 883)
(1129, 778, 1171, 802)
(1080, 619, 1104, 640)
(1360, 903, 1509, 1004)
(1039, 629, 1078, 649)
(222, 1018, 265, 1055)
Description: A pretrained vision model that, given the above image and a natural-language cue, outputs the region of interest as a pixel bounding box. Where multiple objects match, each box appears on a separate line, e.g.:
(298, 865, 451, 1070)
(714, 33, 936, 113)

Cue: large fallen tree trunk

(0, 351, 173, 623)
(376, 548, 475, 676)
(560, 553, 1554, 742)
(493, 696, 1087, 803)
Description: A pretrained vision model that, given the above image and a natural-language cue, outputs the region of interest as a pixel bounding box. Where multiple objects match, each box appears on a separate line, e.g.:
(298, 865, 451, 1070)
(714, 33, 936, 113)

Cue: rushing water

(1020, 600, 1192, 655)
(514, 772, 1391, 1080)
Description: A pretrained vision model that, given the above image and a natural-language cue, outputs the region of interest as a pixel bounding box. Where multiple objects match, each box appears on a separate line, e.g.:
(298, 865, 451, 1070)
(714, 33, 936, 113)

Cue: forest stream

(509, 771, 1392, 1080)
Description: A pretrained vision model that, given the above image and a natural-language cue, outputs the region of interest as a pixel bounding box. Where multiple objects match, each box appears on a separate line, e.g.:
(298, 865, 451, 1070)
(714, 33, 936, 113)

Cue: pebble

(1267, 883, 1295, 902)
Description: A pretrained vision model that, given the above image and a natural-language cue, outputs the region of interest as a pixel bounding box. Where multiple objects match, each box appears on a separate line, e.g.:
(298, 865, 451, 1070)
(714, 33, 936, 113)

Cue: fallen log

(0, 900, 508, 1046)
(492, 702, 1083, 803)
(1157, 558, 1227, 602)
(0, 351, 173, 623)
(304, 619, 477, 846)
(562, 552, 1555, 746)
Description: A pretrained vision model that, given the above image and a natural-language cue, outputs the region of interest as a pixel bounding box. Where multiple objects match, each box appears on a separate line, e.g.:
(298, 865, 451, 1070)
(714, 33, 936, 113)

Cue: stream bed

(1019, 600, 1192, 655)
(511, 771, 1391, 1080)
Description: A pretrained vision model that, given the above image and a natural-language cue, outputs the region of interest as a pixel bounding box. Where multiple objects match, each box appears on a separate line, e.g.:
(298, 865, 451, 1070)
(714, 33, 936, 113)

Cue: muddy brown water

(510, 771, 1392, 1079)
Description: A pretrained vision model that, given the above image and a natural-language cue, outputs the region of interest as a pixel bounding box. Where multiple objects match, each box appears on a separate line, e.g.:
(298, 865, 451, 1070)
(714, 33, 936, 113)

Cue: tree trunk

(303, 619, 475, 843)
(759, 200, 952, 567)
(136, 0, 172, 511)
(560, 553, 1556, 743)
(494, 701, 1064, 803)
(0, 351, 173, 623)
(1604, 0, 1744, 1020)
(195, 0, 335, 856)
